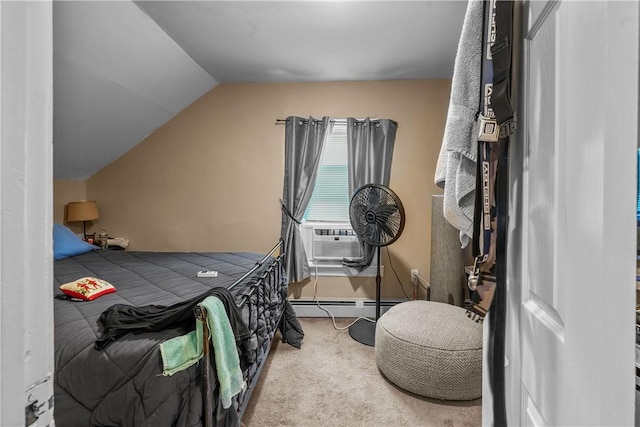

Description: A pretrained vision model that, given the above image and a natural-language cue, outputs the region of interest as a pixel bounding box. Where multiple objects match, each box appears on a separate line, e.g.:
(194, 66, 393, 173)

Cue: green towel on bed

(159, 296, 244, 409)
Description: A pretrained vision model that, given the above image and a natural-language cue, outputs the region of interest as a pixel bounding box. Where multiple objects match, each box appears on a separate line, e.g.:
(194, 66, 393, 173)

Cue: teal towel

(159, 296, 244, 409)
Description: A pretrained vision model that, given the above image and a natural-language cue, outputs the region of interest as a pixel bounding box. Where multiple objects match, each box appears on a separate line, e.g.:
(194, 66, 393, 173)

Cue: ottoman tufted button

(375, 300, 483, 400)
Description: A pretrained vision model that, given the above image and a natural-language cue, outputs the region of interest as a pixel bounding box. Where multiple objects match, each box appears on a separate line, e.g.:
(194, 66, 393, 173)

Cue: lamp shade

(67, 201, 99, 222)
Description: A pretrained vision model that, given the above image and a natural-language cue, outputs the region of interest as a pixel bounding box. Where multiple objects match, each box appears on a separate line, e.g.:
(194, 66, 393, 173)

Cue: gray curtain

(280, 116, 333, 283)
(343, 117, 398, 268)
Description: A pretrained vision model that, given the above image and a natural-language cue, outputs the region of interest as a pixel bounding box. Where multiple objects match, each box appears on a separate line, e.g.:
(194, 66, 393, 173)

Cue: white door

(0, 2, 54, 425)
(500, 1, 639, 426)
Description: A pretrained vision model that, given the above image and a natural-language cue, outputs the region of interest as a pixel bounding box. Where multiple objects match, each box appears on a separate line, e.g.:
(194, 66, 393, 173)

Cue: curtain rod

(275, 118, 397, 127)
(275, 118, 346, 125)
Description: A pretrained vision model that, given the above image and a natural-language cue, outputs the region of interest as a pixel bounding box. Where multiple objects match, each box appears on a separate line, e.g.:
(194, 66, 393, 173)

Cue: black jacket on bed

(95, 287, 253, 366)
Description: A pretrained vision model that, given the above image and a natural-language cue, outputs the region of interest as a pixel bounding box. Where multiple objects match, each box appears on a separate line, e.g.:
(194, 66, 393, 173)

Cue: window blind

(304, 123, 350, 222)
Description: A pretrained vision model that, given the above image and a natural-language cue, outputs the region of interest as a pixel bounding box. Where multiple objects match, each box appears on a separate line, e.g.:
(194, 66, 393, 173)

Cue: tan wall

(86, 80, 450, 301)
(53, 179, 88, 236)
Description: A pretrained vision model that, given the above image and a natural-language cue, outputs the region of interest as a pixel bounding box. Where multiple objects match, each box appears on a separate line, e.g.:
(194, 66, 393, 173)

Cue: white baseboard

(289, 299, 405, 318)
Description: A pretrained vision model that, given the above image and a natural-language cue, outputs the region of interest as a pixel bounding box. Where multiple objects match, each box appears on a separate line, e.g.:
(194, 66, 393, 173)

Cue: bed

(53, 231, 302, 427)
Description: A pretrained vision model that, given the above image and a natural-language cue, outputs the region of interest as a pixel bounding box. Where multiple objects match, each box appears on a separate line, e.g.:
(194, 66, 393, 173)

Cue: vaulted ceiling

(53, 1, 467, 180)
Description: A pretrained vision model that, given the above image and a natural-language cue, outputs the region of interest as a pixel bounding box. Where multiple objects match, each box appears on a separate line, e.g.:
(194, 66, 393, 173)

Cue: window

(300, 120, 378, 277)
(304, 122, 350, 222)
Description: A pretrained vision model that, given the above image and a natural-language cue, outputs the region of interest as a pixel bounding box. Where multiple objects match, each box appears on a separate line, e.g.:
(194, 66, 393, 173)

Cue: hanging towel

(160, 296, 244, 409)
(434, 0, 484, 247)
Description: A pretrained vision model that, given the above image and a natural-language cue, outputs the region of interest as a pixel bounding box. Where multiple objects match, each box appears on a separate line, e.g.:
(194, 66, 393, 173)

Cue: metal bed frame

(194, 239, 286, 427)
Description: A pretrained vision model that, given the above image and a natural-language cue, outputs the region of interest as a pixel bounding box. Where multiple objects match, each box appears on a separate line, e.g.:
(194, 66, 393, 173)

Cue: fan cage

(349, 184, 405, 247)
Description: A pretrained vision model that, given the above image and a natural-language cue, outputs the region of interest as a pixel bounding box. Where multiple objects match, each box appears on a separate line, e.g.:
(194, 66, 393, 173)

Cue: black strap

(491, 1, 515, 127)
(471, 0, 487, 262)
(490, 133, 509, 427)
(488, 1, 514, 426)
(280, 199, 301, 225)
(467, 0, 513, 425)
(472, 140, 483, 259)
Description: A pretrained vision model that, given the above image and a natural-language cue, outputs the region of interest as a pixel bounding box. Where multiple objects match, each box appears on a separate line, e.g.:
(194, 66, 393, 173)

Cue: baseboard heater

(289, 298, 406, 318)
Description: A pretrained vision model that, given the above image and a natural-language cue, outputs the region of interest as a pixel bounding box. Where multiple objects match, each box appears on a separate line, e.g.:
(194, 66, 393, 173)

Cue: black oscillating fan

(348, 183, 405, 346)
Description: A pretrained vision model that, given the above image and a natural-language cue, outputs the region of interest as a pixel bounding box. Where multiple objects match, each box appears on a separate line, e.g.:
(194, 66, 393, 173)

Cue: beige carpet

(242, 317, 482, 427)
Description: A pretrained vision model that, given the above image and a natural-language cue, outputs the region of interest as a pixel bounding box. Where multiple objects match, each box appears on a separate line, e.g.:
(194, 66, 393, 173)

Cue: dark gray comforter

(54, 249, 295, 427)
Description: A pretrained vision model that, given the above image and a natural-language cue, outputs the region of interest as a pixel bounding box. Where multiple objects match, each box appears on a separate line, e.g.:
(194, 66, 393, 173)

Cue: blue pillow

(53, 223, 96, 260)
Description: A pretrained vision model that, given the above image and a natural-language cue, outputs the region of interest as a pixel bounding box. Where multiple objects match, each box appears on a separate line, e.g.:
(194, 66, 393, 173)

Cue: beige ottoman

(375, 300, 483, 400)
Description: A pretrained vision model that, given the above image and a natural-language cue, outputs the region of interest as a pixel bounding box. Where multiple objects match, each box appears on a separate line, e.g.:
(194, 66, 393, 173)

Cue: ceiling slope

(53, 1, 217, 180)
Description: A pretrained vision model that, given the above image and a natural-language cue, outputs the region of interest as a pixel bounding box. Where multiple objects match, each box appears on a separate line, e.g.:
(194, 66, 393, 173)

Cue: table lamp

(66, 201, 99, 240)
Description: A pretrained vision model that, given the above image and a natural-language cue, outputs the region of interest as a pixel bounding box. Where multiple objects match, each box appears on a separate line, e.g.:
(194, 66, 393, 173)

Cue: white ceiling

(53, 1, 467, 180)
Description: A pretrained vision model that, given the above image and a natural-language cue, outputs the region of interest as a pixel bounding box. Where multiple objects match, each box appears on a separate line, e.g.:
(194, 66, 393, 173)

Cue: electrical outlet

(411, 269, 419, 285)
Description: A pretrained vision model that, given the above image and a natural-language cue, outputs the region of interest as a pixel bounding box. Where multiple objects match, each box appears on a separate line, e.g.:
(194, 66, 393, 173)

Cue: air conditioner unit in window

(314, 230, 362, 261)
(301, 222, 379, 277)
(301, 222, 360, 261)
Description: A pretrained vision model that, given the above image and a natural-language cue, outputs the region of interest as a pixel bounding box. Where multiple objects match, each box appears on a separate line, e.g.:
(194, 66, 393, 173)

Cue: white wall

(0, 2, 54, 425)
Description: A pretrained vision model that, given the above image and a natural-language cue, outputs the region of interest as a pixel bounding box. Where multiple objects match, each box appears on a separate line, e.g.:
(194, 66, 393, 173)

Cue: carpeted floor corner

(242, 317, 482, 427)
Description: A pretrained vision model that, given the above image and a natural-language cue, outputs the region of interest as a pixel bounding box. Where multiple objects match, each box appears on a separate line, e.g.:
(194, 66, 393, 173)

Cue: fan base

(349, 318, 376, 346)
